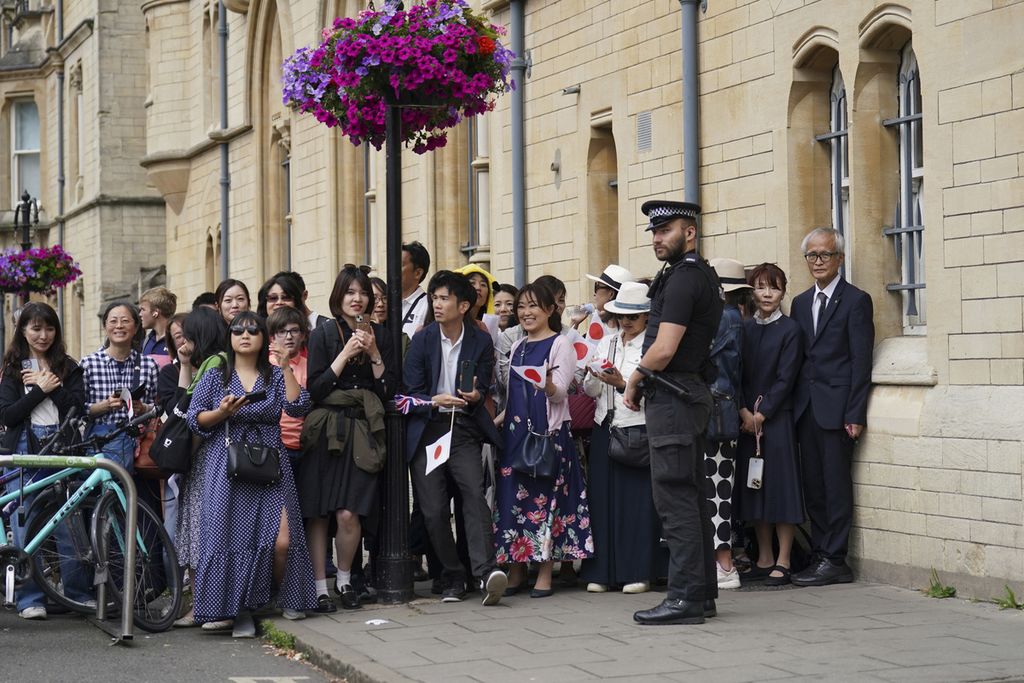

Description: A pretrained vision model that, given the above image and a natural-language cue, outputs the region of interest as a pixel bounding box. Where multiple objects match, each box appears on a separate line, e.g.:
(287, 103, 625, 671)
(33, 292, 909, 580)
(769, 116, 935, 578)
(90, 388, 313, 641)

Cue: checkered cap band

(648, 205, 698, 220)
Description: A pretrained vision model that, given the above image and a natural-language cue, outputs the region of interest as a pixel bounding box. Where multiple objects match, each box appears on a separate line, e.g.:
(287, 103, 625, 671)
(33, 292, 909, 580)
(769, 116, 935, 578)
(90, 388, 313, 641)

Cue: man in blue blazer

(403, 270, 507, 605)
(790, 228, 874, 587)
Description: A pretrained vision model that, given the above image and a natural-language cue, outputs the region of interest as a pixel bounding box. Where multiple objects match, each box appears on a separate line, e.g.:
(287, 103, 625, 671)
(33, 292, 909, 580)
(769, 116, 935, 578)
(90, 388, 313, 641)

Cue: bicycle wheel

(24, 490, 100, 615)
(92, 490, 183, 633)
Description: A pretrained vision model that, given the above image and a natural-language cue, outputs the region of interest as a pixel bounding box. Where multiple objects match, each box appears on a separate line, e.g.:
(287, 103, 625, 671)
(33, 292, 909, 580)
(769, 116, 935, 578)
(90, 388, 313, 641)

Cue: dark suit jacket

(402, 320, 501, 462)
(791, 278, 874, 430)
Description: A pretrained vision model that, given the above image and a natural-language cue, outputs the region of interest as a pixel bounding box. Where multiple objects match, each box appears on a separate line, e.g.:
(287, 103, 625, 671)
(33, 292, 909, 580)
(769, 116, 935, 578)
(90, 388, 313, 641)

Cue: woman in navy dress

(187, 311, 315, 635)
(735, 263, 804, 587)
(495, 282, 593, 598)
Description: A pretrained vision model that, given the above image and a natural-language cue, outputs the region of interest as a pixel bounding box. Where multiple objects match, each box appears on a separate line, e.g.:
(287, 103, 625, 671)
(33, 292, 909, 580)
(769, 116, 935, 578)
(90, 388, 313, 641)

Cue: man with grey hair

(790, 227, 874, 587)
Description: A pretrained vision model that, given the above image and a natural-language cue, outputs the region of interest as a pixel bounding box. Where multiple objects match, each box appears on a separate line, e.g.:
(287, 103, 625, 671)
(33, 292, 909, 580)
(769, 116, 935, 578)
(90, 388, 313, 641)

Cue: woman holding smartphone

(301, 265, 396, 612)
(494, 282, 593, 598)
(0, 303, 88, 620)
(186, 311, 315, 634)
(80, 302, 159, 471)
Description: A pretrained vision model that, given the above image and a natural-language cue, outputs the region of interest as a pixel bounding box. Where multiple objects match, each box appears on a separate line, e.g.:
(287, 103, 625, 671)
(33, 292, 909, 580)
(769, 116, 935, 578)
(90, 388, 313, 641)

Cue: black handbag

(508, 341, 559, 479)
(149, 393, 194, 475)
(607, 424, 650, 468)
(226, 421, 281, 485)
(707, 389, 740, 442)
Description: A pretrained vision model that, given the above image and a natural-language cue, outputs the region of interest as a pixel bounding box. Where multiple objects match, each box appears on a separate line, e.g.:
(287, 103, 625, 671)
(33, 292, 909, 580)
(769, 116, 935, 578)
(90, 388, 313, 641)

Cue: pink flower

(533, 494, 547, 508)
(527, 509, 547, 525)
(509, 536, 535, 563)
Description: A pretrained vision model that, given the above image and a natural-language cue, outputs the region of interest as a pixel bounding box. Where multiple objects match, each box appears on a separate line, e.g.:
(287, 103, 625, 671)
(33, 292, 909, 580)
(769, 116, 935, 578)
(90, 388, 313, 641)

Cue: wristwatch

(370, 356, 383, 366)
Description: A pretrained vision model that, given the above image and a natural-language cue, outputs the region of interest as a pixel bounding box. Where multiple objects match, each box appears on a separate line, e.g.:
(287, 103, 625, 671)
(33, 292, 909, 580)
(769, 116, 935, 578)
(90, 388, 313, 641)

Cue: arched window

(883, 42, 925, 333)
(816, 65, 850, 278)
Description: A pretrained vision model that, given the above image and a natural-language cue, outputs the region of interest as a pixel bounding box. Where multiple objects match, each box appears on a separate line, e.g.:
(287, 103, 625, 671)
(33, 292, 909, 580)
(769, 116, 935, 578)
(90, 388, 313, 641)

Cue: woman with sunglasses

(256, 273, 305, 319)
(301, 265, 397, 612)
(186, 311, 315, 635)
(579, 282, 665, 595)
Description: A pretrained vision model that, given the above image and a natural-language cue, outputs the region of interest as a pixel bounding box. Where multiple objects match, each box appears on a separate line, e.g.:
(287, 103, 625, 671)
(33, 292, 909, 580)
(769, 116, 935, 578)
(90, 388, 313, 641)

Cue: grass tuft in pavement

(259, 619, 298, 651)
(992, 585, 1024, 610)
(922, 568, 956, 599)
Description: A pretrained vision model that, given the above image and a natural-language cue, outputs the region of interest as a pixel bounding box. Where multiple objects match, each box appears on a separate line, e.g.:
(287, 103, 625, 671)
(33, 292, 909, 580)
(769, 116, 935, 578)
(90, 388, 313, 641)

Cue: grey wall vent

(637, 111, 652, 153)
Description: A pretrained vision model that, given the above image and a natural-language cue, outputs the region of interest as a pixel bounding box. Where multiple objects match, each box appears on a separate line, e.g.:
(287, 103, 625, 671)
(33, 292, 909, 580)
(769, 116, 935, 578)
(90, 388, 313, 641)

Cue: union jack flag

(393, 394, 434, 415)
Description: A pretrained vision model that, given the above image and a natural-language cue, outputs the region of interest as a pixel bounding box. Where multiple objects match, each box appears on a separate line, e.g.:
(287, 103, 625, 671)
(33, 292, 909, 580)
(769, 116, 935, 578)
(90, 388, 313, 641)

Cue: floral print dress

(494, 334, 594, 564)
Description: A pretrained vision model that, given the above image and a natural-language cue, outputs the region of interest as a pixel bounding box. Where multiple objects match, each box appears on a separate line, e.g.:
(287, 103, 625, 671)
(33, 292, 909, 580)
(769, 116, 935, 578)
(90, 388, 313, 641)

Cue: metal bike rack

(0, 455, 136, 644)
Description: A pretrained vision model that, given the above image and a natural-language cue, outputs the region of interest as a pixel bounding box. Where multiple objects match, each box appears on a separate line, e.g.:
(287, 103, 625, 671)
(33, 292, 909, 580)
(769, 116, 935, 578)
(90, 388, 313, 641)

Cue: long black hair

(2, 302, 71, 378)
(221, 310, 272, 387)
(183, 306, 227, 368)
(256, 273, 305, 318)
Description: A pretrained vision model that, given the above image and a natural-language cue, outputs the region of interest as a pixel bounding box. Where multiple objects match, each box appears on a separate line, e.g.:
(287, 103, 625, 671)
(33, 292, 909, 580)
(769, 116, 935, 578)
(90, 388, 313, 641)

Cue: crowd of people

(1, 198, 873, 632)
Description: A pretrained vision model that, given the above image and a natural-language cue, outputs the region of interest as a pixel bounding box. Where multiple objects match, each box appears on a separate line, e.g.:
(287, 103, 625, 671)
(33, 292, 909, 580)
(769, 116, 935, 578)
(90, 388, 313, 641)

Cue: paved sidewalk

(271, 581, 1024, 683)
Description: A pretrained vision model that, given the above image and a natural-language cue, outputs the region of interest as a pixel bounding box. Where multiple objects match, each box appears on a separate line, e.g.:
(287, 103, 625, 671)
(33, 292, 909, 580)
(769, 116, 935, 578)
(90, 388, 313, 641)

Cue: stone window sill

(871, 336, 937, 387)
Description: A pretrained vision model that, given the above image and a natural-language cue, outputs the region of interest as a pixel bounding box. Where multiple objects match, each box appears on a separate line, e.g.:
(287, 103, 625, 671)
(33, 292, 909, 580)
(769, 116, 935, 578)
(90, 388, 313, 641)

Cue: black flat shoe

(764, 565, 792, 587)
(529, 587, 554, 598)
(740, 563, 775, 582)
(337, 584, 362, 610)
(633, 598, 705, 625)
(313, 593, 337, 613)
(503, 583, 523, 596)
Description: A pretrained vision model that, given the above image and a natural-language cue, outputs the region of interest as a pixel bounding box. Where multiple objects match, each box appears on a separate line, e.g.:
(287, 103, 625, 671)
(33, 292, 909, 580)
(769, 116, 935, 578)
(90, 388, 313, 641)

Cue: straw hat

(585, 264, 635, 291)
(604, 282, 651, 315)
(709, 258, 752, 292)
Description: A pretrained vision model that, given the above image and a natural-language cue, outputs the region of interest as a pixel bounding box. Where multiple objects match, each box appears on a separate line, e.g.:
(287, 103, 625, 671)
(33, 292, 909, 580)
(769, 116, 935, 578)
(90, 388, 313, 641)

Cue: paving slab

(270, 582, 1024, 682)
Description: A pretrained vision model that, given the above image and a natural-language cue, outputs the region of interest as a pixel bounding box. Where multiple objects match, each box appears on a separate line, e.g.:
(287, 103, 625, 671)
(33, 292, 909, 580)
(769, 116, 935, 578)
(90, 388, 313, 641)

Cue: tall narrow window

(883, 42, 925, 332)
(11, 100, 40, 202)
(363, 144, 377, 265)
(815, 65, 850, 278)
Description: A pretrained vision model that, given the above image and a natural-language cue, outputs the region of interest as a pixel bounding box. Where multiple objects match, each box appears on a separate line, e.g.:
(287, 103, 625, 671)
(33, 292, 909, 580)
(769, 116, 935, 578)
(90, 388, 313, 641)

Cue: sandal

(764, 565, 792, 587)
(741, 564, 775, 582)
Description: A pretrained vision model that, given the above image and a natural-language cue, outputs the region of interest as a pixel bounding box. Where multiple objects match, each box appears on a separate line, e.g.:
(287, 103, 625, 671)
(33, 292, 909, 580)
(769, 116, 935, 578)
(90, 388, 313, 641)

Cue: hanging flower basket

(0, 245, 83, 295)
(283, 0, 514, 154)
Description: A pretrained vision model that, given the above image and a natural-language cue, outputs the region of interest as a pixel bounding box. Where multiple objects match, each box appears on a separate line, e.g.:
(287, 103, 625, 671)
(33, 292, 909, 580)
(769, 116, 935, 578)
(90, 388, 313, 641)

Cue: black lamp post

(14, 190, 39, 253)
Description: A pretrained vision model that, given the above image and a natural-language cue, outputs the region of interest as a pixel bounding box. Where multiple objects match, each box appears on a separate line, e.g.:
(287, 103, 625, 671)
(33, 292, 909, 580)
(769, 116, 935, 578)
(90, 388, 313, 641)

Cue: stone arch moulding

(792, 26, 839, 70)
(858, 4, 912, 50)
(244, 0, 295, 126)
(223, 0, 249, 13)
(318, 0, 363, 43)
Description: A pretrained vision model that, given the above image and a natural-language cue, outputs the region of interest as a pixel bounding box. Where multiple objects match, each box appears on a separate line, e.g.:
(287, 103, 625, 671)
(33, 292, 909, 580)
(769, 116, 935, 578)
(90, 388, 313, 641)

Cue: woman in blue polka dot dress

(187, 311, 316, 635)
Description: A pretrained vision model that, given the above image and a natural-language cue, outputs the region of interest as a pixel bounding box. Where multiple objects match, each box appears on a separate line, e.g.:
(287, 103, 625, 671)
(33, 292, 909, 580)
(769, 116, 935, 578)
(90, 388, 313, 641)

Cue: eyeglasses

(804, 251, 839, 263)
(617, 313, 643, 321)
(230, 324, 261, 336)
(275, 327, 302, 338)
(266, 294, 293, 303)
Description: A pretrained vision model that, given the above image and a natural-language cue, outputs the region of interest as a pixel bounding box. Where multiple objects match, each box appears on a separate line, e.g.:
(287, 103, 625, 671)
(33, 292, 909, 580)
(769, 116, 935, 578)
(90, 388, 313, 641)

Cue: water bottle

(565, 303, 594, 320)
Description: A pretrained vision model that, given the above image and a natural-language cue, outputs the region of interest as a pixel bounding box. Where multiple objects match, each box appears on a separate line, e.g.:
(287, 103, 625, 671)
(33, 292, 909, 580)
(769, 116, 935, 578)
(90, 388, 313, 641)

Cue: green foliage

(259, 620, 297, 651)
(993, 585, 1024, 610)
(922, 568, 956, 599)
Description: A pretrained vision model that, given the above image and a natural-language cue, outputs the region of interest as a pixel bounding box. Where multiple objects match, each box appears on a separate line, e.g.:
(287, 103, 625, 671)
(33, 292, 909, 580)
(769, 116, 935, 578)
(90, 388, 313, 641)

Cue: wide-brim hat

(604, 281, 651, 315)
(641, 200, 701, 231)
(708, 258, 752, 292)
(585, 264, 635, 291)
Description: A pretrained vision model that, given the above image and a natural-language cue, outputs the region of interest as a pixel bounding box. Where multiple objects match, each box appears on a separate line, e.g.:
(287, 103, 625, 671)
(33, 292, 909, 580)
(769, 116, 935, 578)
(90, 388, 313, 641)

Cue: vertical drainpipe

(509, 0, 526, 287)
(218, 0, 230, 278)
(56, 0, 65, 323)
(680, 0, 701, 252)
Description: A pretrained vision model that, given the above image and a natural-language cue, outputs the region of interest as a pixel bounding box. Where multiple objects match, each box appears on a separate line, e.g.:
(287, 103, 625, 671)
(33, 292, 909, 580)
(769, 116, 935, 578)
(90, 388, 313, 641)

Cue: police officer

(624, 200, 723, 625)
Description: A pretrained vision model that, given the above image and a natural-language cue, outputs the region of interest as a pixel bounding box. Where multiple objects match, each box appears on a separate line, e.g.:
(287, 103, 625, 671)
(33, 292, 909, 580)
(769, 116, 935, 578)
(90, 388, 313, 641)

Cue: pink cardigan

(507, 333, 576, 429)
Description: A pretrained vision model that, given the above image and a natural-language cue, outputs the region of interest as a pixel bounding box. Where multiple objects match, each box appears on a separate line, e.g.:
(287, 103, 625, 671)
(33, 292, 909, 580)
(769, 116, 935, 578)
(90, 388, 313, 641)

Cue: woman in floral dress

(186, 311, 316, 636)
(495, 282, 593, 598)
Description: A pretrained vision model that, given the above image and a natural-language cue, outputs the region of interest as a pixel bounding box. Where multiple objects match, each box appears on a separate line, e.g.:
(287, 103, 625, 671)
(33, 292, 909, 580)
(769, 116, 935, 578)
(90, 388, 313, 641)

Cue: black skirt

(734, 409, 805, 524)
(580, 422, 668, 585)
(296, 429, 379, 519)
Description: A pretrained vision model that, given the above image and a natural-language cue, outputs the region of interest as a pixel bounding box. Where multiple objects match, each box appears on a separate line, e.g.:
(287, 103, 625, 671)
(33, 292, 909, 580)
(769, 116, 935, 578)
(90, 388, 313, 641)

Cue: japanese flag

(586, 310, 608, 342)
(565, 329, 597, 369)
(424, 427, 452, 476)
(512, 363, 547, 389)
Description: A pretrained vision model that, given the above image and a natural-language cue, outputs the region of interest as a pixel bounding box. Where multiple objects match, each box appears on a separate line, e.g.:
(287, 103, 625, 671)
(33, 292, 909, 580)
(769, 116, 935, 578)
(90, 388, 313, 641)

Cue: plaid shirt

(80, 348, 159, 426)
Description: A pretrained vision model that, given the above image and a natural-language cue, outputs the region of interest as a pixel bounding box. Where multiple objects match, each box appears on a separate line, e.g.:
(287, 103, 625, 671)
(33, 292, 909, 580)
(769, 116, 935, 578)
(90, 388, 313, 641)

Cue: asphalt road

(0, 608, 333, 683)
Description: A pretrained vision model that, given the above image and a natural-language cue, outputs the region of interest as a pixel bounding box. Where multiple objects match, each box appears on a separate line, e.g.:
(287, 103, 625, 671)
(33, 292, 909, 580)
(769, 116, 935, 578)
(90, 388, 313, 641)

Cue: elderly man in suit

(790, 227, 874, 587)
(403, 270, 508, 605)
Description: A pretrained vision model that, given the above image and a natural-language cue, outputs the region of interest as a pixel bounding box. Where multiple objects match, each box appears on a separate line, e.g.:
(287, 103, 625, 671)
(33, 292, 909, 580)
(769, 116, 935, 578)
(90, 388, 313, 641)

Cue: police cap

(641, 200, 701, 231)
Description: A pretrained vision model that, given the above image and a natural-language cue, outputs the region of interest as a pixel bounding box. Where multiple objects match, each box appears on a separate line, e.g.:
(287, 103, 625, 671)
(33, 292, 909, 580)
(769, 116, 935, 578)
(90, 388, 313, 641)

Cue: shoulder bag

(226, 420, 281, 485)
(602, 336, 651, 469)
(508, 341, 559, 480)
(150, 353, 225, 476)
(707, 388, 740, 442)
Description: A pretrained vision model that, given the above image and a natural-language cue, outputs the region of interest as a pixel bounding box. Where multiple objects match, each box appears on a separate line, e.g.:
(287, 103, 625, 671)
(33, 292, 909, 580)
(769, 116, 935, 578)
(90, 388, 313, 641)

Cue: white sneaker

(622, 582, 650, 594)
(282, 608, 306, 620)
(19, 606, 47, 620)
(718, 564, 741, 590)
(586, 583, 609, 593)
(481, 569, 507, 606)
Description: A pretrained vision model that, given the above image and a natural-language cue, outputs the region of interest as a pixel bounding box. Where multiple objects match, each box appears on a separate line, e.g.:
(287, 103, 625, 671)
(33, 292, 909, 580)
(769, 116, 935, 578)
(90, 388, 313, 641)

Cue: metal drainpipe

(509, 0, 526, 287)
(218, 0, 230, 278)
(680, 0, 702, 251)
(56, 0, 65, 323)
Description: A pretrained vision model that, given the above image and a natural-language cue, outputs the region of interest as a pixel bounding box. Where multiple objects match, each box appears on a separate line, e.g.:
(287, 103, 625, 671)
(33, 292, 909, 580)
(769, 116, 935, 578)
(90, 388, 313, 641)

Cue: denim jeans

(5, 424, 94, 611)
(87, 422, 138, 473)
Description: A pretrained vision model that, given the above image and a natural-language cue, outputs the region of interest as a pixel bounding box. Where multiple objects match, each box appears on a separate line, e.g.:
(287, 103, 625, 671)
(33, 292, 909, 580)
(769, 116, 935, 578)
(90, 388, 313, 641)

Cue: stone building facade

(7, 0, 1022, 595)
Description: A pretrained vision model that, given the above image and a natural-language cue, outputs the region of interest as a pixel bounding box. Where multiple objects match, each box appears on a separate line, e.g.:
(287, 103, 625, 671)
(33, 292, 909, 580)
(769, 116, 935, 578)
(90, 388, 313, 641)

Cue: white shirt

(584, 330, 646, 428)
(31, 397, 59, 426)
(401, 287, 429, 338)
(436, 325, 465, 411)
(308, 310, 323, 331)
(812, 273, 841, 332)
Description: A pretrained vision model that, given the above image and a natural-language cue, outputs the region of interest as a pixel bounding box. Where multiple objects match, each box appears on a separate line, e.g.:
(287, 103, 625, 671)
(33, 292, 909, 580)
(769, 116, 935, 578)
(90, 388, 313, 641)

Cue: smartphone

(457, 360, 477, 394)
(130, 385, 147, 400)
(244, 389, 268, 403)
(21, 359, 39, 372)
(355, 314, 373, 336)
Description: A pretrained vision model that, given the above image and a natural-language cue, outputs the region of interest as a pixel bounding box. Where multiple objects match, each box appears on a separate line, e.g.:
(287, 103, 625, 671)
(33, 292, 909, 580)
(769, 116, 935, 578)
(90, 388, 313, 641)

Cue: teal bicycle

(0, 408, 183, 633)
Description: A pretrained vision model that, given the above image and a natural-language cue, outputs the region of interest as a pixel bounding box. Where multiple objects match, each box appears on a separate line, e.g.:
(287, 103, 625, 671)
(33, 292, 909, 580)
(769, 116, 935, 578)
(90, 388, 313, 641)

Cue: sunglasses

(230, 324, 261, 336)
(617, 313, 643, 321)
(266, 294, 293, 303)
